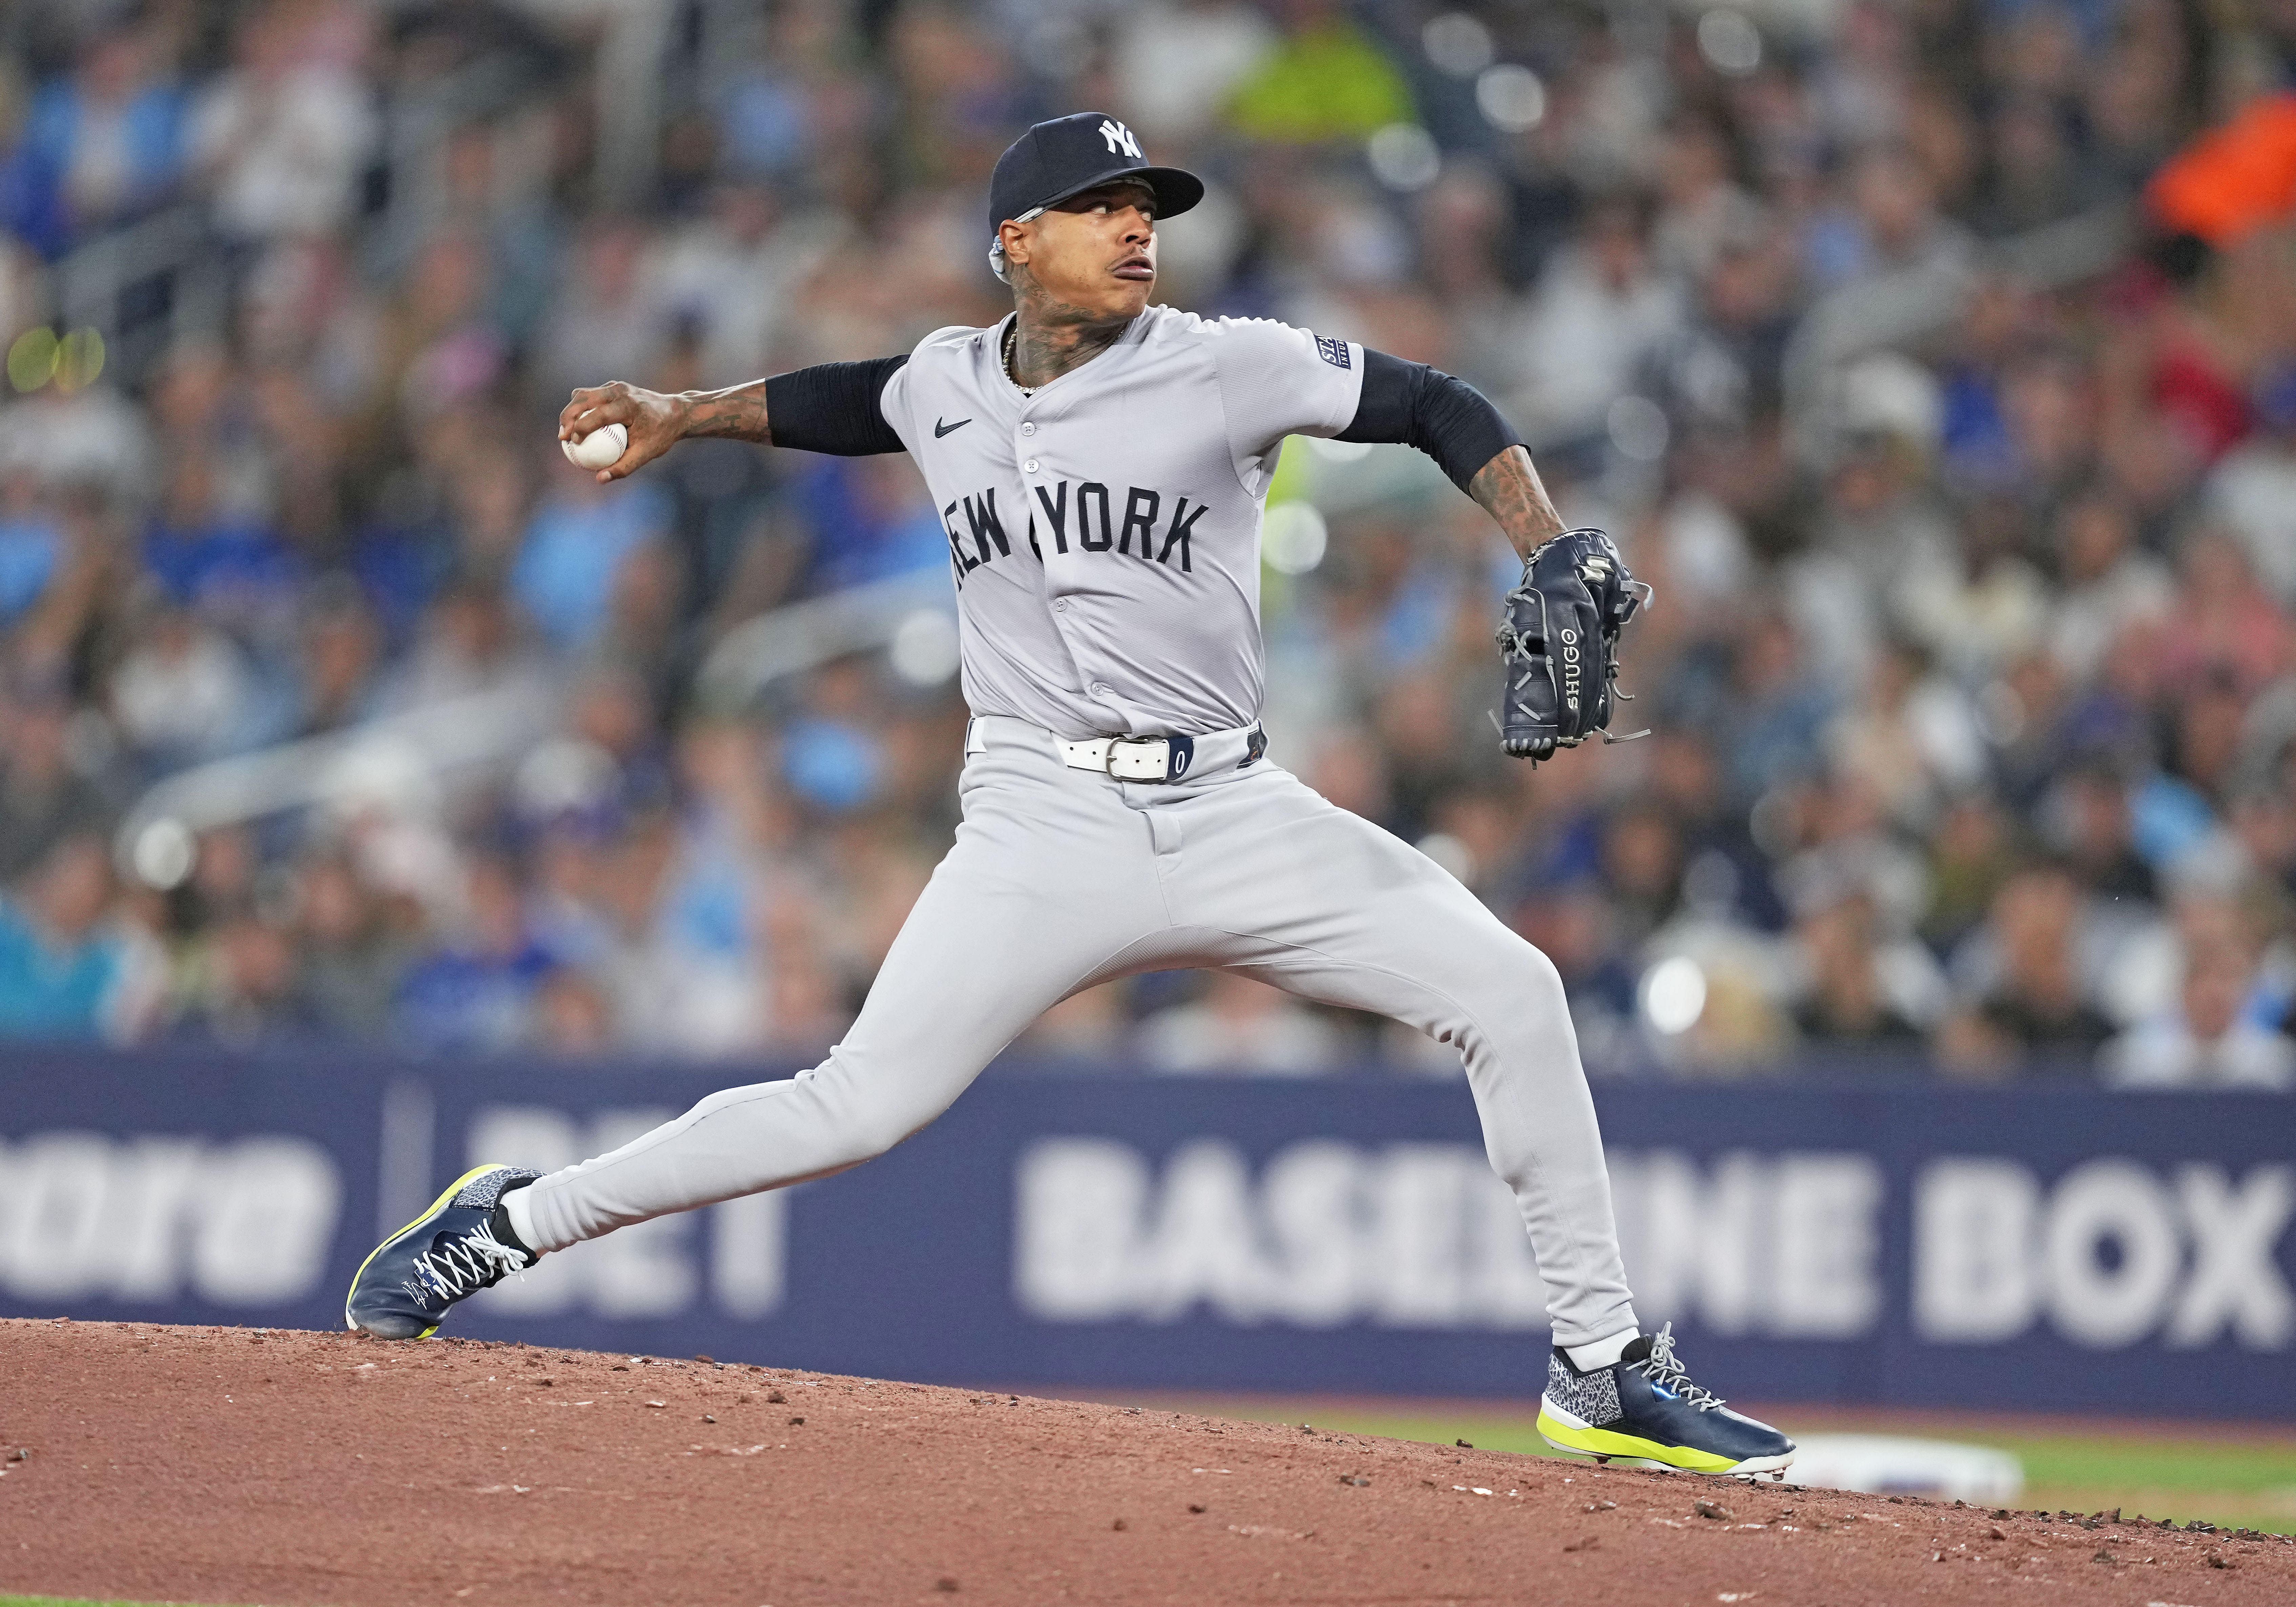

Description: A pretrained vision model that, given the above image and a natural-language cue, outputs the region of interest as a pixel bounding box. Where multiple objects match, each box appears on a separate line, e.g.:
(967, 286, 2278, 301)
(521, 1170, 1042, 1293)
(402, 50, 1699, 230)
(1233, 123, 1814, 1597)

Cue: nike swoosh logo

(934, 417, 971, 438)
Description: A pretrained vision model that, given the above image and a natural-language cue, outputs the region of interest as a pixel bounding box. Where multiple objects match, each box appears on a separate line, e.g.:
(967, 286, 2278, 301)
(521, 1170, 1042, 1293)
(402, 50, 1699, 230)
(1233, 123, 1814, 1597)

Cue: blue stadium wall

(3, 1046, 2292, 1420)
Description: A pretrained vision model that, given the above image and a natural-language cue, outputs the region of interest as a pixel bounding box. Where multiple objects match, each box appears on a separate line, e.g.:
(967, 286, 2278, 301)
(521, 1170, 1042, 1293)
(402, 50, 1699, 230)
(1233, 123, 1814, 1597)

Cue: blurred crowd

(0, 0, 2291, 1088)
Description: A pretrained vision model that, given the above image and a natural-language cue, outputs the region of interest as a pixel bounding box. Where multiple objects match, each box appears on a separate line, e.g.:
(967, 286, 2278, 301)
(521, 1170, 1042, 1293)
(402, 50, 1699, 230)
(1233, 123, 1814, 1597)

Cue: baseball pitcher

(347, 114, 1793, 1479)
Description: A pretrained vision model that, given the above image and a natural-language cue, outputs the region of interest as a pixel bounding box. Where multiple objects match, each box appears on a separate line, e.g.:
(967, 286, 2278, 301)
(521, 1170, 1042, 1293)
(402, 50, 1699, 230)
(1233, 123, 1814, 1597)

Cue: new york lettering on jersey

(881, 306, 1362, 736)
(937, 481, 1209, 580)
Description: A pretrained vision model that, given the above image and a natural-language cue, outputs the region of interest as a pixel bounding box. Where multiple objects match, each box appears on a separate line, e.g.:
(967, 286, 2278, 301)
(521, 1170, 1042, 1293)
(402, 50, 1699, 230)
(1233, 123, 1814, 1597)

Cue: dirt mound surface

(2, 1320, 2289, 1606)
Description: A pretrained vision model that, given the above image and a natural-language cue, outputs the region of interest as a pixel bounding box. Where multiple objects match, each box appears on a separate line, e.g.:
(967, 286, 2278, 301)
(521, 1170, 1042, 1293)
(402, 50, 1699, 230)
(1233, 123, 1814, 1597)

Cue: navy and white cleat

(1537, 1323, 1796, 1480)
(346, 1164, 541, 1339)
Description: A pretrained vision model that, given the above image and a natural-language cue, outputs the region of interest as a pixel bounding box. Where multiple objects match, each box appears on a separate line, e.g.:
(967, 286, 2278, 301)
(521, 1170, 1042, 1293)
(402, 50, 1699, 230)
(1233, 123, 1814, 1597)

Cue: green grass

(1996, 1430, 2296, 1533)
(1158, 1399, 2296, 1534)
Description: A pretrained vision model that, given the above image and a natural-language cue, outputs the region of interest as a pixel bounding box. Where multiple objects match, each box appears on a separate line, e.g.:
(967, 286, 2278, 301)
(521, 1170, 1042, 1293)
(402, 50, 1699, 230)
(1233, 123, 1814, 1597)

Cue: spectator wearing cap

(1777, 769, 1932, 942)
(1971, 96, 2114, 238)
(1988, 648, 2082, 813)
(1638, 730, 1785, 931)
(2169, 664, 2257, 807)
(1796, 360, 1957, 689)
(1894, 493, 2050, 686)
(533, 218, 674, 410)
(1652, 117, 1767, 286)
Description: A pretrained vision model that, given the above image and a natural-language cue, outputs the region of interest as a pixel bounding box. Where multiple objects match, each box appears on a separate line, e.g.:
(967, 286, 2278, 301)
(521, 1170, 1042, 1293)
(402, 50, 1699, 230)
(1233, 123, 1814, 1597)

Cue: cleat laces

(401, 1220, 531, 1310)
(1632, 1322, 1724, 1412)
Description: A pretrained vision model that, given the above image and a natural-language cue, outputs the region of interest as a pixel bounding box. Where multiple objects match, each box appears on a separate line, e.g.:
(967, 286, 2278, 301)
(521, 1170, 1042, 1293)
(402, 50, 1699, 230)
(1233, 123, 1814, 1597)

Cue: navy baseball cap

(985, 112, 1204, 245)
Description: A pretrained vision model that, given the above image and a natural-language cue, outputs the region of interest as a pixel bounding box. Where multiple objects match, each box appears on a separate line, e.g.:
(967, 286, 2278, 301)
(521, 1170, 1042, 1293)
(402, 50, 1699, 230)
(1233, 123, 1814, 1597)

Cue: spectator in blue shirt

(512, 473, 671, 654)
(142, 454, 303, 632)
(0, 470, 61, 623)
(18, 21, 189, 251)
(787, 455, 961, 597)
(394, 853, 558, 1052)
(0, 833, 159, 1042)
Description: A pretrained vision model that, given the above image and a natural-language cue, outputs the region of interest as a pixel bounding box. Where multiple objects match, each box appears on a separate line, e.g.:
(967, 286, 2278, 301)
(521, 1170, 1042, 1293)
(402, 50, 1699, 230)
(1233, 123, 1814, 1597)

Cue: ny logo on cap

(1099, 119, 1142, 159)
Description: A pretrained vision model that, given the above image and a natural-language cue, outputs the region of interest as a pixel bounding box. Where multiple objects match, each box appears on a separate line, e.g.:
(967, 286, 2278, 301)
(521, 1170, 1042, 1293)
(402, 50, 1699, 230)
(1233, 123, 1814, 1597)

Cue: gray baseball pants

(514, 714, 1639, 1345)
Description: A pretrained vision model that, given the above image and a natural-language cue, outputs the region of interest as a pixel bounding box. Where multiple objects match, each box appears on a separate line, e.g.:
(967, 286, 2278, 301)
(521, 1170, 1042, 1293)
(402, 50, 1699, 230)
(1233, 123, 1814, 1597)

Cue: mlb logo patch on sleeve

(1314, 334, 1350, 370)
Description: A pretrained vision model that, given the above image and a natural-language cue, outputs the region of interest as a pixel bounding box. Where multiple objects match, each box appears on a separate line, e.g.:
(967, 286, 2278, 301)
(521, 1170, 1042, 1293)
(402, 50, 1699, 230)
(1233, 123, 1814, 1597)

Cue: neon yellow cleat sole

(1537, 1402, 1795, 1478)
(1538, 1326, 1796, 1479)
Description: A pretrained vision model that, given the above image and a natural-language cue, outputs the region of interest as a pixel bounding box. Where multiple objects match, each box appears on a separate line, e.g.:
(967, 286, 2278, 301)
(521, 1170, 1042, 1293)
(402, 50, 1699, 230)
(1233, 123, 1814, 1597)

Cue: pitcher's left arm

(1333, 351, 1645, 761)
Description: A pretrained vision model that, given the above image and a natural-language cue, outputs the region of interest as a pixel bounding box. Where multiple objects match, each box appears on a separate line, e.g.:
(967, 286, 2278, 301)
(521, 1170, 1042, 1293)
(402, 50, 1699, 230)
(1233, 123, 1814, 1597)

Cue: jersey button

(1021, 423, 1036, 436)
(1091, 682, 1113, 696)
(1024, 458, 1040, 473)
(1054, 599, 1069, 612)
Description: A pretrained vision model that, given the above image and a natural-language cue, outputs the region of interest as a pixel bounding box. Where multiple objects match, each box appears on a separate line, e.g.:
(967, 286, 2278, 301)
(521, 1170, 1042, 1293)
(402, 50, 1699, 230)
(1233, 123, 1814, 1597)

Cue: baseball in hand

(561, 421, 628, 471)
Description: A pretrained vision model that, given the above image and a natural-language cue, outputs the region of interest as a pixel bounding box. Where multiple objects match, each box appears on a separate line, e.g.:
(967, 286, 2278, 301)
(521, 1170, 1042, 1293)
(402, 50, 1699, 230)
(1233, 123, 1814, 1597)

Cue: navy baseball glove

(1494, 527, 1649, 761)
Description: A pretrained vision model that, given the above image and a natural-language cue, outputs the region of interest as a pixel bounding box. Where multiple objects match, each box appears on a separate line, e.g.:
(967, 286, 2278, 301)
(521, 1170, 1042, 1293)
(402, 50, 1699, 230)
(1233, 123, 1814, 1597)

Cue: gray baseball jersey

(877, 307, 1365, 738)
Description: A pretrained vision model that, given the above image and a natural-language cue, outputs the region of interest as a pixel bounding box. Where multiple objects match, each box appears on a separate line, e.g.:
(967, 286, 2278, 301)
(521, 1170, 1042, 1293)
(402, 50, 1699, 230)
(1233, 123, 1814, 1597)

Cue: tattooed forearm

(676, 382, 774, 444)
(1468, 445, 1568, 561)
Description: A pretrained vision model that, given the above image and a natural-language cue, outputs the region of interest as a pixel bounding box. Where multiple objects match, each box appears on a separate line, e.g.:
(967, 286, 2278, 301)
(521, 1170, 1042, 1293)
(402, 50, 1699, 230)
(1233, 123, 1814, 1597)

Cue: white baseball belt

(967, 715, 1267, 782)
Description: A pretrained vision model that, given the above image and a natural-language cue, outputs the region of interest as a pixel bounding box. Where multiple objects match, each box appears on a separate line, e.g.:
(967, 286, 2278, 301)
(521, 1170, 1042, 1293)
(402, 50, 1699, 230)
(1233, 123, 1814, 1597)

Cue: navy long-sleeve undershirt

(759, 345, 1523, 493)
(1335, 349, 1523, 493)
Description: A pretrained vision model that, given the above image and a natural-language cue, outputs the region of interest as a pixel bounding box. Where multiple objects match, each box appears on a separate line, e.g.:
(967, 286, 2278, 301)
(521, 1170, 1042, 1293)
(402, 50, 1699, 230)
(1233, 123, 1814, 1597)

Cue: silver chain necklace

(1002, 321, 1036, 395)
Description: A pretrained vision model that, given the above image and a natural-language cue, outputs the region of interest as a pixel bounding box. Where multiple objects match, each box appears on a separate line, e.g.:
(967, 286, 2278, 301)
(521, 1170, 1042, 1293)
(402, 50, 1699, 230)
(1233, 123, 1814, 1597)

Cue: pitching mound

(1, 1320, 2289, 1606)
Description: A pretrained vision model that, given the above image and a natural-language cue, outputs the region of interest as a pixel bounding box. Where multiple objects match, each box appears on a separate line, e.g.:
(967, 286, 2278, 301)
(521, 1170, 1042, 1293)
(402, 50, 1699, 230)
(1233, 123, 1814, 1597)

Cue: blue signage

(2, 1046, 2290, 1419)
